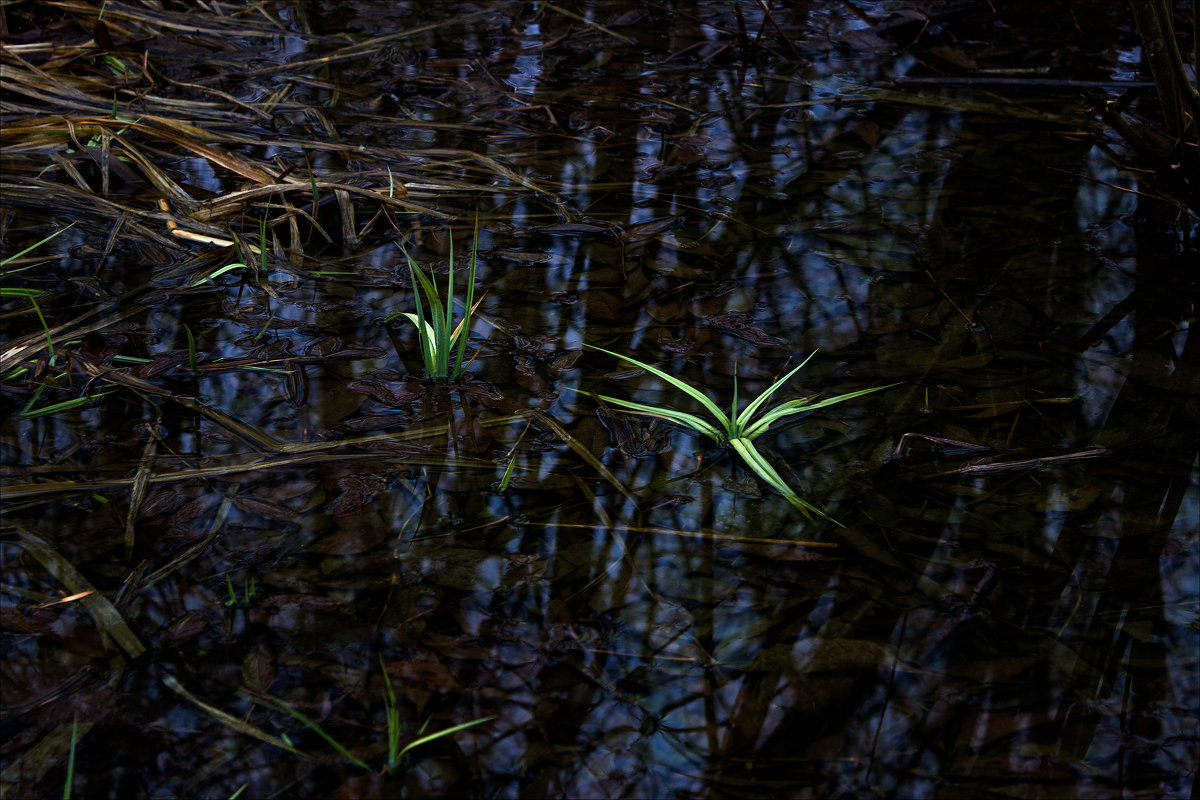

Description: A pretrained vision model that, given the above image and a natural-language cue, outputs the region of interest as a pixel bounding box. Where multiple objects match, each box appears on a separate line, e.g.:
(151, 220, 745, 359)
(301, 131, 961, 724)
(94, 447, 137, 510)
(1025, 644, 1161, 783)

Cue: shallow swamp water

(1, 1, 1197, 798)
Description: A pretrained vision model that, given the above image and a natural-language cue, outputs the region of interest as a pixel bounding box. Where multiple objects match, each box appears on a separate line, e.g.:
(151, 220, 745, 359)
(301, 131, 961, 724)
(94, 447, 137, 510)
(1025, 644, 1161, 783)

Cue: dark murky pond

(2, 1, 1197, 798)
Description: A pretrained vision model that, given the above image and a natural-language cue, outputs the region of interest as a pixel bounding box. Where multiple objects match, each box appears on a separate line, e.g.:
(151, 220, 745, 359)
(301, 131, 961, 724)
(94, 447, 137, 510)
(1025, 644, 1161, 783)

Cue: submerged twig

(937, 448, 1110, 477)
(2, 526, 145, 659)
(523, 409, 639, 505)
(543, 3, 638, 45)
(162, 676, 308, 758)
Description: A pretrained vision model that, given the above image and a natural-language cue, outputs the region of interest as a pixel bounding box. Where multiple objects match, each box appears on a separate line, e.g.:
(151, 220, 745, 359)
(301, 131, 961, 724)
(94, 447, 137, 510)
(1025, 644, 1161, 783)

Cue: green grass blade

(1, 224, 72, 267)
(401, 313, 438, 374)
(386, 704, 402, 770)
(445, 232, 455, 364)
(266, 698, 371, 770)
(783, 382, 901, 415)
(728, 436, 790, 492)
(1, 290, 56, 357)
(452, 223, 479, 379)
(741, 400, 812, 439)
(497, 419, 531, 492)
(735, 351, 818, 430)
(255, 314, 274, 341)
(20, 383, 46, 416)
(21, 390, 112, 419)
(403, 250, 440, 375)
(417, 263, 450, 377)
(582, 390, 723, 441)
(24, 293, 54, 359)
(586, 345, 730, 431)
(412, 260, 442, 319)
(729, 437, 841, 524)
(63, 714, 77, 800)
(184, 324, 197, 372)
(742, 382, 900, 440)
(191, 262, 251, 286)
(400, 313, 437, 343)
(731, 366, 739, 434)
(396, 716, 495, 759)
(258, 212, 268, 272)
(379, 656, 403, 770)
(498, 450, 517, 491)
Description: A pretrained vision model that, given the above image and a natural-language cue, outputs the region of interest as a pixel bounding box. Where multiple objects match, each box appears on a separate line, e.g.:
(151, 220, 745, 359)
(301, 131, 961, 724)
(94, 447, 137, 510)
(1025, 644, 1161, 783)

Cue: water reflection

(1, 1, 1196, 798)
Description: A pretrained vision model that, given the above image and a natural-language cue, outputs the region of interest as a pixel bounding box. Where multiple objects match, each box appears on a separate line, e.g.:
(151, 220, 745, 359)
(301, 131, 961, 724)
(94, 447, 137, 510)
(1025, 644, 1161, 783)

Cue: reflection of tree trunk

(1074, 210, 1198, 794)
(1129, 1, 1200, 142)
(1127, 0, 1200, 208)
(1119, 194, 1199, 545)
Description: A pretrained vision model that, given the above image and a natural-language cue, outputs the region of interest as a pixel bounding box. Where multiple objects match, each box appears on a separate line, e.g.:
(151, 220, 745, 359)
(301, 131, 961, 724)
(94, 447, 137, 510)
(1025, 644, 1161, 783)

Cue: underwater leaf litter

(2, 1, 1197, 798)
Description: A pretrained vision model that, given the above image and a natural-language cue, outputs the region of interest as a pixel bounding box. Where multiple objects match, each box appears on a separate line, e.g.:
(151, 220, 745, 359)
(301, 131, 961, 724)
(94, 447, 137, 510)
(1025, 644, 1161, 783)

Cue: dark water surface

(1, 2, 1196, 798)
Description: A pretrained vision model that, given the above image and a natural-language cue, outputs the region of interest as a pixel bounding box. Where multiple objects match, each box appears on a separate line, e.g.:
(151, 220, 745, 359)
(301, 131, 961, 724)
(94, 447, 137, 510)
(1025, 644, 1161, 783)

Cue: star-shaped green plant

(582, 345, 896, 522)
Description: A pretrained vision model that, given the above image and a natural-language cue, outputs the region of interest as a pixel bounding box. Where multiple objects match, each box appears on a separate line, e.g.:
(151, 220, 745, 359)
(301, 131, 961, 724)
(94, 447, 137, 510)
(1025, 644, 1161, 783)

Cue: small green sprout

(223, 575, 256, 608)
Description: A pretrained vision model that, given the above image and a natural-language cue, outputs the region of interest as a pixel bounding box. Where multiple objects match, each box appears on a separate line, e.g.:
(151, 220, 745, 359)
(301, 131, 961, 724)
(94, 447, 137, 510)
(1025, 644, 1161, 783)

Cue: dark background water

(1, 1, 1196, 797)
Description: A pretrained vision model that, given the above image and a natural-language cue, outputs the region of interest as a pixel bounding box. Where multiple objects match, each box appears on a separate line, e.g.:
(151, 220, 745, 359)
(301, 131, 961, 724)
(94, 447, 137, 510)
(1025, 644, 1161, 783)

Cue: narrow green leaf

(452, 222, 479, 379)
(22, 293, 55, 358)
(582, 391, 723, 441)
(184, 324, 197, 372)
(21, 383, 47, 416)
(729, 437, 841, 524)
(785, 382, 901, 414)
(403, 251, 436, 375)
(735, 351, 818, 430)
(396, 716, 494, 758)
(742, 401, 812, 439)
(742, 382, 899, 440)
(498, 451, 517, 492)
(445, 233, 455, 357)
(191, 262, 251, 286)
(266, 698, 371, 770)
(21, 391, 112, 419)
(400, 313, 437, 344)
(379, 656, 403, 769)
(585, 345, 730, 431)
(731, 366, 740, 435)
(401, 313, 438, 374)
(63, 714, 77, 800)
(1, 224, 73, 267)
(258, 212, 268, 272)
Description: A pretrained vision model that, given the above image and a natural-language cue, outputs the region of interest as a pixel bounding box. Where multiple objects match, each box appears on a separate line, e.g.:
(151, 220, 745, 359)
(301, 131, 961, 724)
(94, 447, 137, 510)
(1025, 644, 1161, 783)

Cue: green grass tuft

(581, 346, 898, 522)
(263, 658, 493, 774)
(386, 223, 480, 382)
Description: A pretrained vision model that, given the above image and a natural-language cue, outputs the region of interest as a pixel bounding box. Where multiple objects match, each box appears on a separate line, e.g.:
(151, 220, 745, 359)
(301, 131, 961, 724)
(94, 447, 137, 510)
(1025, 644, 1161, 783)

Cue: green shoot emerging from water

(262, 659, 493, 774)
(2, 224, 74, 360)
(582, 345, 896, 522)
(387, 225, 479, 381)
(379, 656, 493, 772)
